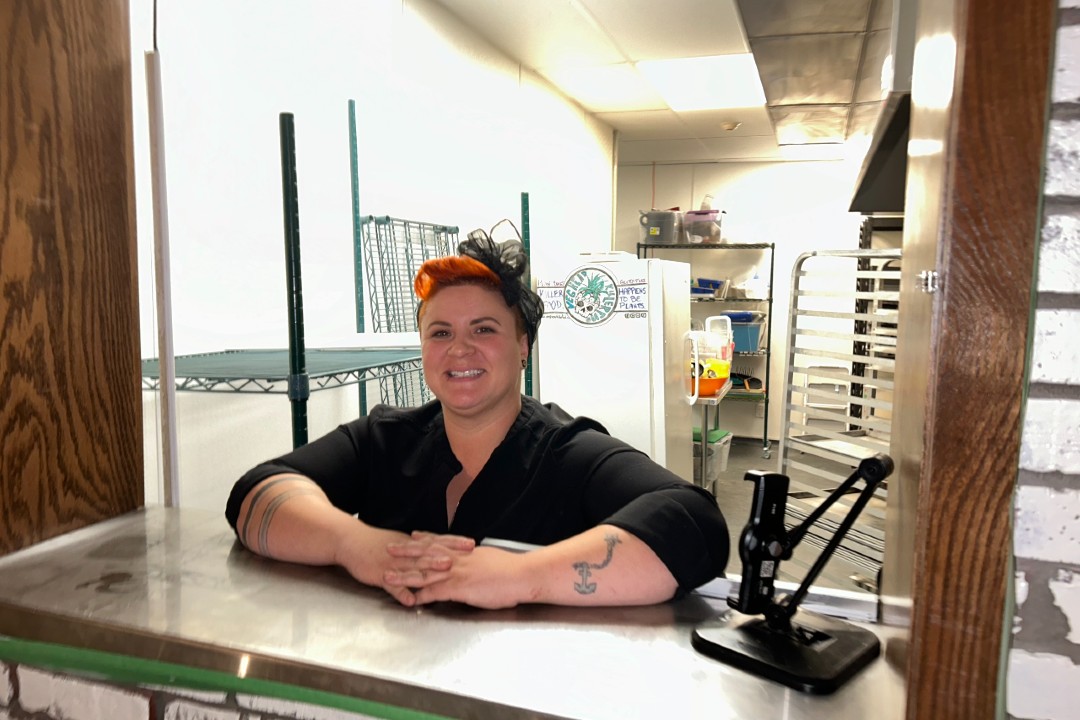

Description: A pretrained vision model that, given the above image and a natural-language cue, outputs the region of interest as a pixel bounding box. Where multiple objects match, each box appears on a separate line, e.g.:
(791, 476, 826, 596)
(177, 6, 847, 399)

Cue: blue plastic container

(732, 321, 765, 352)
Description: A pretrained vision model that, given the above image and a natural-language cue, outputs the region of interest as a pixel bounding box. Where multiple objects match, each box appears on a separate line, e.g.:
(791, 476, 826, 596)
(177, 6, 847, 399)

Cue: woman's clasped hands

(381, 531, 534, 610)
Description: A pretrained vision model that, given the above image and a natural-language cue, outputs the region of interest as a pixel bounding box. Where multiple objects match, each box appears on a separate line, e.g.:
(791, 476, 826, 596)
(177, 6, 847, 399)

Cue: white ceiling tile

(595, 110, 689, 140)
(619, 135, 780, 164)
(674, 107, 774, 137)
(618, 138, 713, 164)
(697, 135, 782, 161)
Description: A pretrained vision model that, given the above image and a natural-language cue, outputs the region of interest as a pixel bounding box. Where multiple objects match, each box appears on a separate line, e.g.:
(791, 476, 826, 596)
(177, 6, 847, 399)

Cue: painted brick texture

(1008, 5, 1080, 720)
(16, 666, 150, 719)
(1019, 399, 1080, 473)
(162, 699, 241, 720)
(1038, 215, 1080, 294)
(0, 664, 11, 707)
(237, 695, 378, 719)
(0, 662, 386, 720)
(1031, 310, 1080, 384)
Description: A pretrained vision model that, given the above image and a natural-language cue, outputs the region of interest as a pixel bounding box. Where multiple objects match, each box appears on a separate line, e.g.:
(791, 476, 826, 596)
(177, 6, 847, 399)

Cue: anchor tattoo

(572, 534, 622, 595)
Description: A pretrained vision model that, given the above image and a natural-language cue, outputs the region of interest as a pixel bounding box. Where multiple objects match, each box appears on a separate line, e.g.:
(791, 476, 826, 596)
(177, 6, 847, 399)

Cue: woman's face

(419, 284, 529, 420)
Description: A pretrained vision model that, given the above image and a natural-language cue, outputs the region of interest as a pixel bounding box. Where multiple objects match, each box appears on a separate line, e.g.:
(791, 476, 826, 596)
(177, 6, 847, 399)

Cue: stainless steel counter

(0, 507, 907, 719)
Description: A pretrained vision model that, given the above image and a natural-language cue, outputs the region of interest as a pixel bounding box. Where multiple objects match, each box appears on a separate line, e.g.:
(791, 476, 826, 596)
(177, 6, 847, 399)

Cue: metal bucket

(639, 210, 683, 244)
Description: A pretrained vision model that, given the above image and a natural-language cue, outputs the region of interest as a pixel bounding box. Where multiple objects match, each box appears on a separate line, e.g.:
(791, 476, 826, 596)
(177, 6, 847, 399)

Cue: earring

(521, 359, 527, 369)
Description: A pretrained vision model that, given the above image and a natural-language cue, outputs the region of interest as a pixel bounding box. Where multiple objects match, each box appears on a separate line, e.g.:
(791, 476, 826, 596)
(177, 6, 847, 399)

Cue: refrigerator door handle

(685, 331, 699, 405)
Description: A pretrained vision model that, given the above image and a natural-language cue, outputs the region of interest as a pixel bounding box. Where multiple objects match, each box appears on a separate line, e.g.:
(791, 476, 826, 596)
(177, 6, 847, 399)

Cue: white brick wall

(1056, 26, 1080, 103)
(1015, 486, 1080, 564)
(0, 664, 11, 706)
(1031, 309, 1080, 384)
(1045, 119, 1080, 197)
(1007, 650, 1080, 718)
(17, 666, 149, 720)
(0, 662, 396, 720)
(1039, 215, 1080, 294)
(1048, 569, 1080, 645)
(163, 698, 241, 720)
(238, 694, 379, 720)
(1019, 399, 1080, 473)
(1008, 6, 1080, 720)
(143, 685, 230, 705)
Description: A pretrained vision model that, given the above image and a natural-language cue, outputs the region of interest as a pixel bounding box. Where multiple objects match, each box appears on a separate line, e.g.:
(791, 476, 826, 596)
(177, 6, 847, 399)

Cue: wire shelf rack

(356, 215, 458, 407)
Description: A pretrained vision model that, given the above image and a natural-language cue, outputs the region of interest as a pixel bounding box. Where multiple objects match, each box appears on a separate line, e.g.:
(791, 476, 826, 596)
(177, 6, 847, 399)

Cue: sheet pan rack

(778, 248, 902, 587)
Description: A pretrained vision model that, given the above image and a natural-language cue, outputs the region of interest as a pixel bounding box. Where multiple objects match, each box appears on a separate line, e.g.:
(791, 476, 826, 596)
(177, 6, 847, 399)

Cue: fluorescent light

(541, 63, 667, 113)
(636, 55, 766, 111)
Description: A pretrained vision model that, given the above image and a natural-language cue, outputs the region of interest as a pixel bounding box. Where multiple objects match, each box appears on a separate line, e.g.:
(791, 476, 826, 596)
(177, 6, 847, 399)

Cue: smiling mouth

(448, 369, 484, 378)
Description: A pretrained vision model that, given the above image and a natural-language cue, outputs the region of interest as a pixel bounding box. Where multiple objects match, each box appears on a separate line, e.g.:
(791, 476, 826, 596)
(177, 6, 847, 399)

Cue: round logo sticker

(562, 266, 618, 326)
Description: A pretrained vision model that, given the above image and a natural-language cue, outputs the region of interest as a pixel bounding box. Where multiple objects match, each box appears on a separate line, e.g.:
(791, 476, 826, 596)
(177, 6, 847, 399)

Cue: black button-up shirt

(226, 396, 728, 591)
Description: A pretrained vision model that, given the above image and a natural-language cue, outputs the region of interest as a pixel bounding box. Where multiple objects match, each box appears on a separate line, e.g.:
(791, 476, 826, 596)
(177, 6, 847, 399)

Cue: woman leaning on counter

(226, 228, 729, 609)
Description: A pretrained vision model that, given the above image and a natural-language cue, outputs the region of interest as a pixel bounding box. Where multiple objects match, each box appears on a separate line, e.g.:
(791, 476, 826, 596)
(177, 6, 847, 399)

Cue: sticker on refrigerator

(563, 266, 619, 326)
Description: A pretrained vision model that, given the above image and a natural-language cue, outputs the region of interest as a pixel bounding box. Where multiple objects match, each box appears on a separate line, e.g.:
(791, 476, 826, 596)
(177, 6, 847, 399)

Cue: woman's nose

(448, 335, 474, 356)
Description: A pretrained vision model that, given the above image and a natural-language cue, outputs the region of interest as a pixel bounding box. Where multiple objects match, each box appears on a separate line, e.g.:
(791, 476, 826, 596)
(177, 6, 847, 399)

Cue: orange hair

(414, 255, 500, 301)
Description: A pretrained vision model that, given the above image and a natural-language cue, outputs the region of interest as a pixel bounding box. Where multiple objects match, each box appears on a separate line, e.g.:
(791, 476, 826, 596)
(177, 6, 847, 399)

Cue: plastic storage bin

(692, 427, 732, 485)
(684, 209, 721, 243)
(732, 320, 766, 352)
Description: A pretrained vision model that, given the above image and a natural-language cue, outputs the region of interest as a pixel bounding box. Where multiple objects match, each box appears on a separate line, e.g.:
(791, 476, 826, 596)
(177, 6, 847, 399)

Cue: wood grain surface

(0, 0, 142, 555)
(902, 0, 1055, 717)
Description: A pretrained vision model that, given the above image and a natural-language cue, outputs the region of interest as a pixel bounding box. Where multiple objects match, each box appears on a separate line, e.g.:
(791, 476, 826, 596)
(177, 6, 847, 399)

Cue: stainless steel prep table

(0, 507, 907, 720)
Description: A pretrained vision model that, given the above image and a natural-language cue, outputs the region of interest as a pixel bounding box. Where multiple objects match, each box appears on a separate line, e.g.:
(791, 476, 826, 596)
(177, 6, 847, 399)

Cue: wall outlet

(756, 402, 765, 418)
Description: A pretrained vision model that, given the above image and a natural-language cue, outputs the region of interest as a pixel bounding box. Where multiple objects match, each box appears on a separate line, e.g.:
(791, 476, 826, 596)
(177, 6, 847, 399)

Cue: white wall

(131, 0, 617, 508)
(616, 161, 865, 444)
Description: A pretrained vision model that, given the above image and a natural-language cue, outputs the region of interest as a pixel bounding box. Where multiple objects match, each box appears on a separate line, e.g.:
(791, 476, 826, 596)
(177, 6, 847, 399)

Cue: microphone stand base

(691, 608, 881, 694)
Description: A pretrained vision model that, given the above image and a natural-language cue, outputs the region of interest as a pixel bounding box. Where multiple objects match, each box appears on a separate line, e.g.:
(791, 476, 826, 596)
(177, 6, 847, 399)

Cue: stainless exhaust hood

(735, 0, 917, 213)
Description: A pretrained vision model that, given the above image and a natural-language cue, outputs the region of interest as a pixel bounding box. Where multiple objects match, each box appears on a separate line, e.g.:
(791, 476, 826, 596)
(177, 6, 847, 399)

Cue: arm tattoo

(571, 533, 622, 595)
(238, 475, 316, 550)
(255, 486, 320, 556)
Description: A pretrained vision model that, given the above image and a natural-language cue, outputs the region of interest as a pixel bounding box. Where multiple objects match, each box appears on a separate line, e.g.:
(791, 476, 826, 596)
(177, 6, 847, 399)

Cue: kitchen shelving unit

(637, 241, 776, 459)
(351, 215, 456, 410)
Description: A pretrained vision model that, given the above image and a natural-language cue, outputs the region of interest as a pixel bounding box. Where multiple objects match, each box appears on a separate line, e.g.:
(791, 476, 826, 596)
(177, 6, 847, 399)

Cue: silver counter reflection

(0, 507, 907, 720)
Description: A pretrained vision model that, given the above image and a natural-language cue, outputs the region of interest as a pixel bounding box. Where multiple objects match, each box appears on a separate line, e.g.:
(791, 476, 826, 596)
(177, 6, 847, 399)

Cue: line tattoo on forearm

(571, 533, 622, 595)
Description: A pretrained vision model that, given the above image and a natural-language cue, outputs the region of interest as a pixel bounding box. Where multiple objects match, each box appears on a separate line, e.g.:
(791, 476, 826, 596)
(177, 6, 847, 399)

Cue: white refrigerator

(535, 253, 694, 482)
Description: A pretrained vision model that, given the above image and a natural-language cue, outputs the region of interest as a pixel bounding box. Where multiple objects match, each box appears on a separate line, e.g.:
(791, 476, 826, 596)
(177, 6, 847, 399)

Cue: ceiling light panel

(582, 0, 749, 60)
(636, 54, 766, 111)
(541, 63, 668, 113)
(435, 0, 622, 68)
